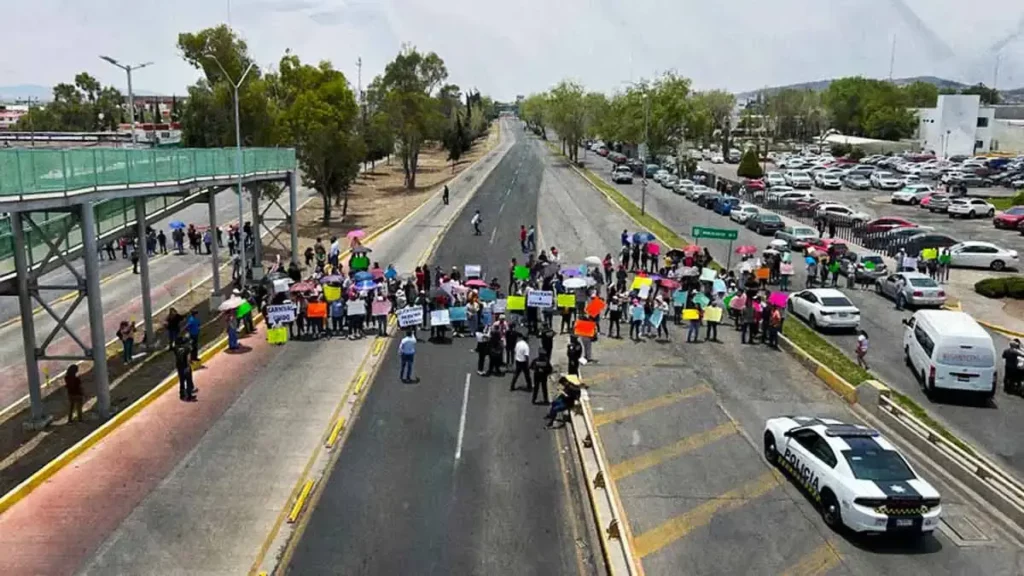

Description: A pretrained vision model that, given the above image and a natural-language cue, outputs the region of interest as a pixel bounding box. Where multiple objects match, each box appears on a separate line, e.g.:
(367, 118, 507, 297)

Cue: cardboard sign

(266, 304, 297, 325)
(631, 306, 645, 322)
(780, 263, 795, 276)
(574, 319, 597, 338)
(713, 279, 727, 294)
(493, 299, 508, 314)
(585, 297, 606, 318)
(514, 265, 530, 280)
(557, 294, 576, 309)
(528, 290, 554, 308)
(683, 309, 700, 321)
(430, 309, 451, 326)
(649, 309, 664, 328)
(266, 326, 289, 345)
(829, 261, 840, 274)
(637, 285, 651, 299)
(449, 306, 468, 322)
(693, 293, 710, 308)
(673, 290, 687, 307)
(307, 302, 327, 319)
(704, 307, 723, 323)
(700, 268, 717, 282)
(768, 292, 789, 308)
(351, 255, 370, 270)
(631, 276, 653, 290)
(323, 285, 342, 302)
(372, 300, 392, 317)
(347, 300, 367, 316)
(507, 295, 526, 311)
(465, 265, 482, 278)
(398, 306, 424, 327)
(755, 267, 770, 280)
(479, 288, 497, 302)
(922, 248, 938, 261)
(236, 301, 253, 319)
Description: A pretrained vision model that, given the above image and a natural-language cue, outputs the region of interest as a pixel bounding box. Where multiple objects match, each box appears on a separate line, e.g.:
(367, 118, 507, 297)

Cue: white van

(902, 310, 997, 398)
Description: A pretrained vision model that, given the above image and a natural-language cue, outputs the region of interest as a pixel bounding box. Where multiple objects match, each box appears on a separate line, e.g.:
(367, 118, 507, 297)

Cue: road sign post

(691, 226, 739, 270)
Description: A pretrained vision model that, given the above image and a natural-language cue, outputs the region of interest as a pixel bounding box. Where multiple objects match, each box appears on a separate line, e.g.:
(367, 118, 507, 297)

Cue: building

(915, 94, 995, 158)
(0, 104, 29, 131)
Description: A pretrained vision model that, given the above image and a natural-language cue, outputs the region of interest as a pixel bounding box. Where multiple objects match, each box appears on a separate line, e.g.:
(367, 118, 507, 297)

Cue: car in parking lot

(870, 171, 903, 190)
(787, 288, 860, 330)
(713, 196, 741, 216)
(731, 204, 760, 224)
(816, 203, 869, 224)
(611, 165, 634, 184)
(876, 272, 947, 308)
(769, 190, 814, 205)
(862, 217, 917, 235)
(866, 226, 934, 250)
(763, 417, 942, 535)
(902, 233, 960, 257)
(890, 185, 934, 205)
(922, 194, 951, 212)
(805, 238, 849, 257)
(948, 241, 1018, 271)
(785, 170, 814, 189)
(947, 198, 995, 219)
(674, 179, 695, 196)
(746, 212, 785, 235)
(815, 173, 843, 190)
(992, 206, 1024, 229)
(775, 225, 820, 250)
(841, 253, 888, 282)
(766, 172, 787, 188)
(949, 174, 992, 188)
(844, 174, 871, 190)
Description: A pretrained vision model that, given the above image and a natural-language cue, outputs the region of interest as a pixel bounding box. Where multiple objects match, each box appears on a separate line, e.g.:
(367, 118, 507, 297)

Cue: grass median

(543, 139, 979, 458)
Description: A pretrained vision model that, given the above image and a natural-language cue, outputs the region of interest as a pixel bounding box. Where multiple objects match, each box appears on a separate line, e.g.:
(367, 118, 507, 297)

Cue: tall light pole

(207, 54, 256, 286)
(99, 56, 153, 146)
(623, 80, 650, 216)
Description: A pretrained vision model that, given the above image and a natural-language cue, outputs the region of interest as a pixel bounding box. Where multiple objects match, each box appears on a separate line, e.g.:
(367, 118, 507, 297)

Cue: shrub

(975, 277, 1008, 298)
(1013, 191, 1024, 206)
(737, 149, 763, 179)
(1007, 277, 1024, 299)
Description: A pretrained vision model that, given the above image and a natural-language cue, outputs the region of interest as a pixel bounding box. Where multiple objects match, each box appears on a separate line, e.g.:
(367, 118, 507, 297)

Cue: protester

(855, 330, 870, 370)
(545, 375, 583, 428)
(175, 334, 197, 401)
(64, 364, 84, 423)
(1003, 339, 1023, 394)
(399, 330, 417, 383)
(510, 335, 533, 391)
(186, 310, 201, 362)
(117, 320, 136, 364)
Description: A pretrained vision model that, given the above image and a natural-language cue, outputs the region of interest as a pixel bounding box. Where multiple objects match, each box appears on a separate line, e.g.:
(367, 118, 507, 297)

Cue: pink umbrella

(659, 278, 681, 289)
(768, 292, 789, 308)
(735, 245, 758, 255)
(729, 293, 747, 310)
(466, 279, 488, 288)
(347, 229, 366, 239)
(683, 245, 702, 255)
(290, 280, 316, 293)
(647, 242, 661, 255)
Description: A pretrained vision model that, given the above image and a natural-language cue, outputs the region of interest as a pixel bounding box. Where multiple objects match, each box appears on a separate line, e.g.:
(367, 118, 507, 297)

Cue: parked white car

(653, 170, 669, 183)
(948, 241, 1019, 271)
(890, 185, 934, 205)
(871, 171, 903, 190)
(674, 179, 695, 195)
(766, 172, 787, 188)
(711, 154, 724, 164)
(947, 198, 995, 219)
(815, 173, 843, 190)
(662, 174, 678, 189)
(785, 170, 813, 189)
(815, 203, 869, 223)
(730, 204, 760, 224)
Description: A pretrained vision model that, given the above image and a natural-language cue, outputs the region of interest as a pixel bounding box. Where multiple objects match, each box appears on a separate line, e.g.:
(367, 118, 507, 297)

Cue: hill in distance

(0, 84, 165, 103)
(737, 76, 1023, 103)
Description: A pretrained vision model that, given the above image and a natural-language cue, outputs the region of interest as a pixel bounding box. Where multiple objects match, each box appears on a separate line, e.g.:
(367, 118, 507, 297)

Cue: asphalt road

(582, 149, 1024, 481)
(286, 124, 599, 576)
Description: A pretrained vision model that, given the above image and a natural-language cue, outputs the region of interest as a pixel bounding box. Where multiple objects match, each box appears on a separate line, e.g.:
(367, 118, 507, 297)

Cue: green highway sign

(691, 226, 738, 241)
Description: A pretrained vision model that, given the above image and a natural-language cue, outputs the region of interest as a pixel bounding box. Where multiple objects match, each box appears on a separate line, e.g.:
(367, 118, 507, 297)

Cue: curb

(778, 334, 859, 404)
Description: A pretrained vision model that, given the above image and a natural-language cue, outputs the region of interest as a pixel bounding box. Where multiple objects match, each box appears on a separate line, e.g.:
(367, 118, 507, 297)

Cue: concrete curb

(778, 335, 859, 404)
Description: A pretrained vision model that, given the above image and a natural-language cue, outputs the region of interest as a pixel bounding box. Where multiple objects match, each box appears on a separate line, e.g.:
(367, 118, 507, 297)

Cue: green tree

(693, 90, 736, 153)
(15, 72, 124, 132)
(901, 81, 938, 107)
(547, 80, 587, 162)
(736, 148, 763, 179)
(822, 77, 918, 140)
(959, 83, 1001, 105)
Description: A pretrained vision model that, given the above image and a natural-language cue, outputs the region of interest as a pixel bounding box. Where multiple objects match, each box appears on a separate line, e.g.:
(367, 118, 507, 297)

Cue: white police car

(763, 416, 941, 535)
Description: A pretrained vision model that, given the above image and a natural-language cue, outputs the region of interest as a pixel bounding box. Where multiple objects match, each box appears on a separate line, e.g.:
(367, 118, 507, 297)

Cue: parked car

(710, 154, 724, 164)
(713, 196, 742, 216)
(948, 241, 1018, 271)
(876, 272, 947, 308)
(947, 198, 995, 219)
(902, 310, 996, 399)
(698, 192, 724, 209)
(903, 233, 960, 256)
(840, 253, 888, 282)
(774, 225, 820, 250)
(815, 173, 843, 190)
(992, 206, 1024, 229)
(765, 172, 787, 188)
(612, 165, 634, 184)
(673, 179, 695, 196)
(661, 174, 679, 189)
(924, 194, 952, 213)
(948, 174, 992, 188)
(862, 217, 917, 235)
(769, 190, 814, 205)
(746, 212, 785, 235)
(688, 185, 712, 201)
(730, 204, 760, 224)
(890, 185, 934, 205)
(843, 174, 871, 190)
(815, 203, 869, 224)
(870, 171, 903, 190)
(867, 226, 935, 250)
(785, 170, 814, 189)
(787, 288, 860, 330)
(653, 169, 669, 183)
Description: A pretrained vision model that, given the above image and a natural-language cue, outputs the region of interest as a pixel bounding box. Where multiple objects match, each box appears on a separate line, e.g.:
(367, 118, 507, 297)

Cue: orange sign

(306, 302, 328, 319)
(574, 319, 597, 338)
(755, 267, 770, 280)
(585, 297, 606, 318)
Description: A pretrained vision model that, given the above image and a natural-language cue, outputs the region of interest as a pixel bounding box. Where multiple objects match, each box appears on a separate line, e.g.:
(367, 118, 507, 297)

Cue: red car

(805, 238, 848, 256)
(743, 179, 765, 191)
(920, 193, 947, 209)
(862, 217, 917, 234)
(993, 206, 1024, 229)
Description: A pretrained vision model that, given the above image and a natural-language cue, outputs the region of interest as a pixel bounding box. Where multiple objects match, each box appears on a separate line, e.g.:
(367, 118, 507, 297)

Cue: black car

(901, 233, 960, 257)
(697, 192, 723, 209)
(746, 213, 785, 235)
(949, 174, 991, 188)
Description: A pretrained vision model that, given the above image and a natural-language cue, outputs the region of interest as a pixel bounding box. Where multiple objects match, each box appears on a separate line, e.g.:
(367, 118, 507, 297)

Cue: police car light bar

(823, 425, 879, 438)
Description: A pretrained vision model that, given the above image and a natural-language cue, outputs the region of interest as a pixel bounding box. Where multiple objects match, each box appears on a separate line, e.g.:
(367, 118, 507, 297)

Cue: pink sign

(371, 300, 392, 317)
(768, 292, 789, 308)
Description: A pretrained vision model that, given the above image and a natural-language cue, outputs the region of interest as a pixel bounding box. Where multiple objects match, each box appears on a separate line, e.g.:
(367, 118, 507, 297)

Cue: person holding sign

(704, 300, 723, 342)
(629, 299, 645, 341)
(653, 296, 671, 341)
(607, 290, 623, 338)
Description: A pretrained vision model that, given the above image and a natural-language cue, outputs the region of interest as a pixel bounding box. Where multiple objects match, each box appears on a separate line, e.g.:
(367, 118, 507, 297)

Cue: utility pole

(356, 57, 363, 102)
(99, 56, 154, 146)
(641, 92, 650, 216)
(15, 97, 38, 147)
(994, 53, 1002, 91)
(888, 34, 897, 81)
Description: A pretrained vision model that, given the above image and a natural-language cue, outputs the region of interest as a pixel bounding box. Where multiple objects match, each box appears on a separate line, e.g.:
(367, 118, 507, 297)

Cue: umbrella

(466, 279, 488, 288)
(763, 248, 780, 255)
(169, 220, 186, 230)
(352, 245, 373, 254)
(563, 277, 588, 289)
(666, 249, 687, 261)
(354, 271, 373, 282)
(769, 239, 789, 249)
(355, 280, 376, 291)
(584, 256, 603, 266)
(804, 255, 817, 265)
(218, 296, 245, 311)
(319, 275, 345, 284)
(735, 245, 758, 255)
(633, 232, 655, 243)
(384, 268, 398, 279)
(347, 229, 366, 239)
(560, 267, 580, 278)
(679, 266, 699, 277)
(683, 245, 702, 255)
(659, 279, 681, 289)
(290, 281, 316, 293)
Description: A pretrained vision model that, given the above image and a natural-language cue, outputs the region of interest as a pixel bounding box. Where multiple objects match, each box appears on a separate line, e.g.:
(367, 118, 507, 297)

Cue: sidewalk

(0, 121, 513, 576)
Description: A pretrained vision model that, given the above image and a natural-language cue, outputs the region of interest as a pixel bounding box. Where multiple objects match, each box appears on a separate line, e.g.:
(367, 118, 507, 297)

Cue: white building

(991, 120, 1024, 154)
(915, 94, 995, 158)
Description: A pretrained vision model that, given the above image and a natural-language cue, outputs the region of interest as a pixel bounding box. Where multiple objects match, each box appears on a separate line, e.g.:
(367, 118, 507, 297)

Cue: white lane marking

(498, 201, 506, 215)
(489, 227, 498, 244)
(455, 373, 471, 461)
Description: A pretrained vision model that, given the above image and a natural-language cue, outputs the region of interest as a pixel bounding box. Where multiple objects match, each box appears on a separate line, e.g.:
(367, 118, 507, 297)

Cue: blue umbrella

(169, 220, 186, 230)
(560, 268, 580, 277)
(319, 275, 344, 284)
(354, 271, 373, 282)
(633, 232, 654, 243)
(804, 255, 816, 265)
(355, 280, 376, 291)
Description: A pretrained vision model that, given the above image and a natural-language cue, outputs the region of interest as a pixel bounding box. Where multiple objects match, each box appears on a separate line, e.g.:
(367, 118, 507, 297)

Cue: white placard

(492, 299, 508, 314)
(266, 304, 296, 325)
(637, 284, 651, 299)
(346, 300, 367, 316)
(398, 306, 424, 327)
(430, 309, 451, 326)
(465, 264, 482, 278)
(527, 290, 554, 308)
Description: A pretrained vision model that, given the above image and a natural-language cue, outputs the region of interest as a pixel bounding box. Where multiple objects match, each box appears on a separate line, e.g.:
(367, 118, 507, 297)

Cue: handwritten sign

(704, 307, 723, 323)
(673, 290, 687, 307)
(631, 276, 653, 290)
(347, 300, 367, 316)
(323, 285, 342, 301)
(693, 293, 710, 308)
(649, 309, 664, 328)
(700, 268, 717, 282)
(307, 302, 327, 319)
(755, 267, 770, 280)
(683, 309, 700, 321)
(631, 306, 645, 322)
(507, 295, 526, 311)
(430, 309, 451, 327)
(492, 299, 508, 314)
(479, 288, 497, 302)
(585, 297, 606, 318)
(266, 326, 288, 345)
(574, 319, 597, 338)
(557, 294, 576, 308)
(449, 306, 468, 322)
(528, 290, 554, 308)
(372, 300, 392, 317)
(514, 265, 530, 280)
(465, 265, 482, 278)
(398, 306, 423, 327)
(267, 304, 296, 325)
(922, 248, 938, 261)
(780, 263, 794, 276)
(713, 279, 727, 294)
(637, 285, 650, 299)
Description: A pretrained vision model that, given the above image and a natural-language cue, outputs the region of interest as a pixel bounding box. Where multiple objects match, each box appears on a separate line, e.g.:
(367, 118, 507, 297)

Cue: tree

(443, 113, 469, 171)
(170, 95, 182, 122)
(959, 83, 1001, 105)
(376, 46, 448, 189)
(693, 90, 736, 153)
(272, 54, 364, 222)
(901, 81, 938, 108)
(736, 149, 763, 179)
(547, 80, 587, 162)
(14, 72, 124, 132)
(520, 93, 548, 137)
(822, 77, 918, 140)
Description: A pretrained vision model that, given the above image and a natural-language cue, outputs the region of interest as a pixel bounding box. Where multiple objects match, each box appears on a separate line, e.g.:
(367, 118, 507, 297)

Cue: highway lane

(582, 148, 1024, 480)
(286, 124, 598, 575)
(540, 141, 1024, 575)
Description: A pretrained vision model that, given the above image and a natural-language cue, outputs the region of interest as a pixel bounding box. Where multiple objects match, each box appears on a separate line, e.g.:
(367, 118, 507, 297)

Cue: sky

(3, 0, 1024, 101)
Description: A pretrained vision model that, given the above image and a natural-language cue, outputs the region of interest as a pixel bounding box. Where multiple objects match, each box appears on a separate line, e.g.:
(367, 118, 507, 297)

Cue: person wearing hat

(1003, 339, 1024, 395)
(545, 375, 584, 428)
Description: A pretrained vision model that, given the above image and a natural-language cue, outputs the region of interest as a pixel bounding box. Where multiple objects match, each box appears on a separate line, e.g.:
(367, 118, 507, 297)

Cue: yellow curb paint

(353, 371, 369, 395)
(287, 479, 315, 524)
(325, 418, 346, 449)
(780, 542, 842, 576)
(372, 338, 385, 356)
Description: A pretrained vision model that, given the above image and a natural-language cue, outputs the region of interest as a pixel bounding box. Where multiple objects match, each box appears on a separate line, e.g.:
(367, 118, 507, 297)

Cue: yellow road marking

(287, 479, 315, 524)
(582, 366, 644, 387)
(593, 384, 711, 427)
(780, 542, 842, 576)
(353, 371, 368, 395)
(610, 422, 737, 481)
(372, 338, 385, 356)
(633, 470, 780, 559)
(325, 417, 346, 449)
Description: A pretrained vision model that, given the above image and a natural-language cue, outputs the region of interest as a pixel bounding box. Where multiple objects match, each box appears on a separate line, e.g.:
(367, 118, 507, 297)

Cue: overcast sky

(4, 0, 1023, 100)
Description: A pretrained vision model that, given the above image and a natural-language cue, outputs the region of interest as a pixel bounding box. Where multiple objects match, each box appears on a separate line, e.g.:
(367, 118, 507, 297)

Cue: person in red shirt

(414, 266, 425, 292)
(519, 225, 527, 253)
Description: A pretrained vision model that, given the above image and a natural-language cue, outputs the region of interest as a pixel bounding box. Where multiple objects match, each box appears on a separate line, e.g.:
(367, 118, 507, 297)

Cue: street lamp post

(641, 94, 650, 216)
(99, 56, 153, 146)
(207, 55, 257, 286)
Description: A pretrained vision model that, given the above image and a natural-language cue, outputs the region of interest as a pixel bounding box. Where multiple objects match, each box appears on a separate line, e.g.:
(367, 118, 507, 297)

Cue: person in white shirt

(510, 337, 533, 391)
(399, 330, 417, 382)
(471, 210, 482, 235)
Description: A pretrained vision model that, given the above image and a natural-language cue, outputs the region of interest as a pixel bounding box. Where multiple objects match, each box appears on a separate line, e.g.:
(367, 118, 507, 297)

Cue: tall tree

(547, 80, 587, 162)
(14, 72, 124, 132)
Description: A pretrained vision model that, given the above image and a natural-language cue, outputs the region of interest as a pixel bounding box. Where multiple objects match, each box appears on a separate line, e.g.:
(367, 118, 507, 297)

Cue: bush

(1013, 191, 1024, 206)
(1007, 277, 1024, 299)
(975, 277, 1009, 298)
(737, 149, 763, 179)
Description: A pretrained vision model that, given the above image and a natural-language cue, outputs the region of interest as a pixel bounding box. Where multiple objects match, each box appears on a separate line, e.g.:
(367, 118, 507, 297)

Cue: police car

(763, 416, 941, 535)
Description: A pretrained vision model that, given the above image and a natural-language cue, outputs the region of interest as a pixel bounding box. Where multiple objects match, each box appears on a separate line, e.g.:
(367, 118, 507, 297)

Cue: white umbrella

(584, 256, 602, 266)
(763, 248, 780, 255)
(769, 239, 788, 249)
(563, 277, 588, 289)
(218, 296, 245, 311)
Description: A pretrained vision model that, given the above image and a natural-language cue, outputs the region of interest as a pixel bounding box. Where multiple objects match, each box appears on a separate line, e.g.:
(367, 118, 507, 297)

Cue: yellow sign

(683, 309, 700, 321)
(507, 295, 526, 311)
(631, 276, 653, 290)
(267, 326, 288, 345)
(921, 248, 938, 261)
(703, 307, 723, 323)
(557, 294, 576, 308)
(323, 285, 342, 302)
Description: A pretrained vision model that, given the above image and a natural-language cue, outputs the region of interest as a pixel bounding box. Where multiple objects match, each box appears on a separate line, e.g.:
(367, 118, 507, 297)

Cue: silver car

(875, 271, 947, 308)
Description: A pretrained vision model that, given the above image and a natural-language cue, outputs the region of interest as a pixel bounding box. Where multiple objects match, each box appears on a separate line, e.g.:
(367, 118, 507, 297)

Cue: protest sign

(479, 288, 497, 302)
(323, 285, 342, 302)
(863, 260, 876, 270)
(700, 268, 717, 282)
(768, 292, 789, 308)
(398, 306, 423, 327)
(631, 306, 645, 322)
(307, 302, 327, 319)
(673, 290, 687, 307)
(922, 247, 938, 261)
(693, 293, 710, 308)
(372, 300, 392, 317)
(829, 261, 840, 274)
(574, 319, 597, 338)
(449, 306, 468, 322)
(631, 276, 653, 290)
(266, 326, 288, 345)
(514, 265, 530, 280)
(351, 255, 370, 270)
(267, 304, 297, 325)
(430, 309, 451, 326)
(755, 267, 770, 280)
(557, 294, 576, 308)
(780, 263, 795, 276)
(585, 297, 606, 318)
(493, 299, 508, 314)
(481, 308, 493, 326)
(704, 307, 723, 323)
(528, 290, 554, 308)
(683, 308, 700, 321)
(507, 295, 526, 311)
(713, 279, 727, 294)
(347, 300, 367, 316)
(649, 309, 664, 328)
(638, 285, 651, 299)
(465, 265, 482, 278)
(236, 301, 253, 319)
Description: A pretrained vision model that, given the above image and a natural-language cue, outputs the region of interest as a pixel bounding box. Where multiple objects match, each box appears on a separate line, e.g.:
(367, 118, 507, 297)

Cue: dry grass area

(266, 122, 500, 264)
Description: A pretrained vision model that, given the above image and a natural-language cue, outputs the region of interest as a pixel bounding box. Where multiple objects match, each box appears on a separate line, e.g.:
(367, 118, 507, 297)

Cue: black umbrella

(352, 245, 373, 254)
(666, 249, 686, 261)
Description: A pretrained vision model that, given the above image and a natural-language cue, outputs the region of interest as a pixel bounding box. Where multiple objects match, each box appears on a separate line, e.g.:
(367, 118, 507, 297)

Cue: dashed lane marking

(609, 422, 737, 481)
(593, 384, 712, 427)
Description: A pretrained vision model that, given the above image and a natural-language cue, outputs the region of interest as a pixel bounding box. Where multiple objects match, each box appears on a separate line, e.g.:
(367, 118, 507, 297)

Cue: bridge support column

(289, 171, 299, 266)
(208, 188, 222, 307)
(249, 186, 264, 280)
(11, 211, 49, 430)
(134, 198, 154, 348)
(81, 202, 111, 419)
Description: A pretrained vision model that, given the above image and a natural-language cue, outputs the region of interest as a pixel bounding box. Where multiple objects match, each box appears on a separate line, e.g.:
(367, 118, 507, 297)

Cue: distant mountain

(736, 76, 1021, 102)
(0, 84, 52, 102)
